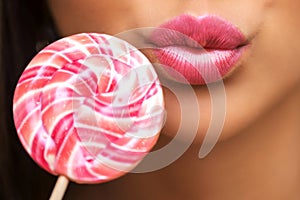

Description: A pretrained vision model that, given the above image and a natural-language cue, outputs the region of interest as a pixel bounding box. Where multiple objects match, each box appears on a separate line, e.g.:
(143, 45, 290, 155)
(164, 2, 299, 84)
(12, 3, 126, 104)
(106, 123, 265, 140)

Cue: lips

(149, 14, 249, 85)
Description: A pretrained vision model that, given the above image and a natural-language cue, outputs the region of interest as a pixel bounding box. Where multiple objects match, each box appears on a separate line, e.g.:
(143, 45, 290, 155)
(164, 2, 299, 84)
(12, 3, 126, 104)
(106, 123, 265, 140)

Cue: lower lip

(152, 45, 248, 85)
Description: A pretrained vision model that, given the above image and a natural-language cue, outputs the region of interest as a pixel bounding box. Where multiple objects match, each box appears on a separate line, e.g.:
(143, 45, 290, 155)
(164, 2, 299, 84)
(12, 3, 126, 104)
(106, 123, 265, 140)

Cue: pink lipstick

(149, 14, 249, 85)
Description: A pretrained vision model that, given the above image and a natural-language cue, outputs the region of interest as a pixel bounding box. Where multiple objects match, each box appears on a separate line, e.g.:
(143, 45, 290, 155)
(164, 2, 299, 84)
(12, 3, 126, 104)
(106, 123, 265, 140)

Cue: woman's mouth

(149, 14, 250, 85)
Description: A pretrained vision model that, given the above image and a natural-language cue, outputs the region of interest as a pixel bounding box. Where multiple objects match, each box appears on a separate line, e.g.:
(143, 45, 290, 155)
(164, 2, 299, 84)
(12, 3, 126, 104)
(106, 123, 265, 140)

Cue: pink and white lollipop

(13, 33, 164, 198)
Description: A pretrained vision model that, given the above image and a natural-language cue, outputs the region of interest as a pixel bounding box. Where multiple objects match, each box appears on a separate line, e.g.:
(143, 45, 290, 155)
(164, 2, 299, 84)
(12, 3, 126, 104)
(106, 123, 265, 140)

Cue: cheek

(219, 4, 300, 141)
(47, 0, 179, 36)
(225, 0, 300, 133)
(47, 0, 136, 35)
(243, 0, 300, 101)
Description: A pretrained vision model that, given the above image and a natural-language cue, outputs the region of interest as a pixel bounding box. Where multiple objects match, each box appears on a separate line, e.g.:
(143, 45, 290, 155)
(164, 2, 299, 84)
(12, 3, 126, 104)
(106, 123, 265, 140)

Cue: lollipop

(13, 33, 164, 199)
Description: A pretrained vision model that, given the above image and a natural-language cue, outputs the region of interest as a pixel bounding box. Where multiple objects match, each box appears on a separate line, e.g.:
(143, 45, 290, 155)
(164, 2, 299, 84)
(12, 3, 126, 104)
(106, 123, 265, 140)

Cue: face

(47, 0, 300, 145)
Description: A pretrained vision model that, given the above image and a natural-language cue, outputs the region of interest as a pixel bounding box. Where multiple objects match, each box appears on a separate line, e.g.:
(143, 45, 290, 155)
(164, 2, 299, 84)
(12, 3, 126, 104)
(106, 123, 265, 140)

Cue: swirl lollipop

(13, 33, 164, 199)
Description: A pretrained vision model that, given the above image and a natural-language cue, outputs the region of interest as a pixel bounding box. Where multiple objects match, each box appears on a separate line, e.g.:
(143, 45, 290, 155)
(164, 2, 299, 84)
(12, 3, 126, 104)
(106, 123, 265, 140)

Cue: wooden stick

(49, 176, 69, 200)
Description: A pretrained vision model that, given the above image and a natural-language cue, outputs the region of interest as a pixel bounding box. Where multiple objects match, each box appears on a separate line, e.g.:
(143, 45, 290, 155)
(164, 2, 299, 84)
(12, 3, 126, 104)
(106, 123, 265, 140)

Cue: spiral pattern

(13, 33, 164, 183)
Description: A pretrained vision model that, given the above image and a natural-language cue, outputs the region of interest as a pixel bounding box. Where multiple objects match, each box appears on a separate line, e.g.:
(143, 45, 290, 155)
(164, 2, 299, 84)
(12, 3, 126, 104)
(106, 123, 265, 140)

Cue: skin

(47, 0, 300, 199)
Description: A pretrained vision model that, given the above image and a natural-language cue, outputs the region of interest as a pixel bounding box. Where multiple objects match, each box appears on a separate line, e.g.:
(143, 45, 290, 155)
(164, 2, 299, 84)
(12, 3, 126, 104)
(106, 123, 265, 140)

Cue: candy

(13, 33, 164, 183)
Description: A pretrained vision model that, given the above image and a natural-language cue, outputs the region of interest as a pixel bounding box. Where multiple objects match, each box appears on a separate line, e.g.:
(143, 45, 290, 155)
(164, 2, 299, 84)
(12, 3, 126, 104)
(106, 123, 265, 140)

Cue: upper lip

(149, 14, 248, 50)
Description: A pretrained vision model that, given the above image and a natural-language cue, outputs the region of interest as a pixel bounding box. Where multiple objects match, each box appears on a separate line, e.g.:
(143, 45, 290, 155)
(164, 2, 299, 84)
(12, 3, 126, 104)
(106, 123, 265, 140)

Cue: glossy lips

(150, 14, 248, 85)
(13, 33, 164, 183)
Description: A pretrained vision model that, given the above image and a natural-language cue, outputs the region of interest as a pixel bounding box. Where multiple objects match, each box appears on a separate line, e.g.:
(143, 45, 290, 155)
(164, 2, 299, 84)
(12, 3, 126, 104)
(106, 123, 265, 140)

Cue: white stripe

(75, 123, 123, 139)
(27, 121, 43, 151)
(17, 106, 40, 134)
(110, 141, 145, 153)
(95, 153, 137, 171)
(13, 87, 42, 109)
(66, 142, 80, 178)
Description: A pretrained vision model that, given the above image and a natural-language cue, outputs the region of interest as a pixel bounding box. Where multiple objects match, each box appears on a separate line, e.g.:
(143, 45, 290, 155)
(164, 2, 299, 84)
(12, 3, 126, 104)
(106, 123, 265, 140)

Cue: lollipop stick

(49, 176, 69, 200)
